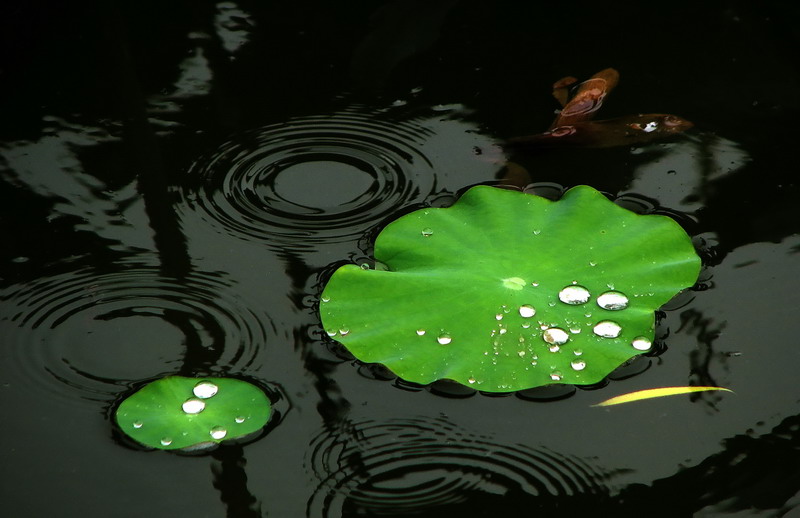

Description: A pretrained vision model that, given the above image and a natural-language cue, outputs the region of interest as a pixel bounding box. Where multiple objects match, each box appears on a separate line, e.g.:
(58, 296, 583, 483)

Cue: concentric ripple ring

(0, 259, 279, 407)
(176, 109, 438, 247)
(305, 416, 615, 516)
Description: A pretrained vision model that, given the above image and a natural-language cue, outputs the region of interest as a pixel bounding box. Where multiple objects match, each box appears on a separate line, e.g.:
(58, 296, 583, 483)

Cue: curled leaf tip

(593, 386, 733, 407)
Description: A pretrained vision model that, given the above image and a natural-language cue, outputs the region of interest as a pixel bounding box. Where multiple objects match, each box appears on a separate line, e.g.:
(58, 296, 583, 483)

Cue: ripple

(305, 416, 615, 516)
(0, 258, 278, 406)
(176, 109, 439, 248)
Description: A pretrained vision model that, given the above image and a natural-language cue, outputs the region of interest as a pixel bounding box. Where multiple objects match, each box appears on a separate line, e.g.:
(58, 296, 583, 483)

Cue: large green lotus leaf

(115, 376, 271, 450)
(320, 185, 701, 392)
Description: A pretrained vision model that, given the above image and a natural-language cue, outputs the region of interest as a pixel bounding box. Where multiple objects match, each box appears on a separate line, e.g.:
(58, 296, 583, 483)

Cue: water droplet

(210, 426, 228, 440)
(421, 227, 433, 237)
(522, 322, 531, 329)
(518, 350, 526, 357)
(531, 281, 540, 287)
(573, 349, 583, 356)
(518, 304, 536, 318)
(321, 295, 330, 303)
(160, 437, 173, 446)
(502, 277, 526, 290)
(550, 371, 563, 381)
(193, 381, 219, 399)
(416, 329, 426, 336)
(569, 326, 582, 334)
(234, 416, 246, 424)
(548, 344, 561, 353)
(182, 398, 206, 414)
(589, 261, 597, 267)
(437, 333, 452, 345)
(339, 327, 350, 336)
(325, 329, 337, 337)
(533, 229, 542, 235)
(468, 377, 477, 384)
(495, 313, 504, 321)
(593, 320, 622, 338)
(571, 360, 586, 371)
(499, 328, 507, 335)
(597, 291, 629, 310)
(359, 263, 370, 270)
(558, 285, 591, 305)
(632, 336, 653, 351)
(132, 421, 143, 429)
(542, 327, 569, 345)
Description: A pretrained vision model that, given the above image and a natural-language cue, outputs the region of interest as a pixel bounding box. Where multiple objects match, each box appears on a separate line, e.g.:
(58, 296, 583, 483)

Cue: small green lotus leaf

(115, 376, 271, 450)
(320, 185, 701, 392)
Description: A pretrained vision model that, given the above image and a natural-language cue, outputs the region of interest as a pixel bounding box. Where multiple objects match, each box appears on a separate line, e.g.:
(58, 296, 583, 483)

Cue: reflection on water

(306, 416, 620, 516)
(0, 256, 280, 406)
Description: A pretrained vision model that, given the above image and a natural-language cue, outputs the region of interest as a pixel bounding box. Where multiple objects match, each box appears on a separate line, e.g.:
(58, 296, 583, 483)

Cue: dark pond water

(2, 2, 799, 517)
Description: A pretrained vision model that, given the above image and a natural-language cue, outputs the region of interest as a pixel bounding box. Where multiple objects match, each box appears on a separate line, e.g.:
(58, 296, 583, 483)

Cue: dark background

(1, 1, 799, 517)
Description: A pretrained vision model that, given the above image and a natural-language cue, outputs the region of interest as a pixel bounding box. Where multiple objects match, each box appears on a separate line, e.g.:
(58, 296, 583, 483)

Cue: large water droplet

(210, 426, 228, 440)
(193, 381, 219, 399)
(550, 371, 563, 381)
(593, 320, 622, 338)
(182, 398, 206, 415)
(437, 333, 452, 345)
(160, 437, 173, 446)
(518, 304, 536, 318)
(542, 327, 569, 345)
(631, 336, 653, 351)
(571, 359, 587, 371)
(421, 227, 433, 237)
(416, 329, 426, 336)
(339, 327, 350, 336)
(558, 285, 591, 305)
(597, 291, 629, 310)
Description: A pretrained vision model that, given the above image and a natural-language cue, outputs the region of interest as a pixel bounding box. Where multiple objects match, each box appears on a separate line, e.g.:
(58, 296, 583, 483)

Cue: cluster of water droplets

(469, 280, 652, 384)
(131, 380, 250, 447)
(322, 264, 653, 388)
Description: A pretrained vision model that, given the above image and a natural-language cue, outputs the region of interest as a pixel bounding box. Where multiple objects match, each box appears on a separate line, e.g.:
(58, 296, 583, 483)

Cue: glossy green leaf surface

(115, 376, 271, 450)
(320, 185, 701, 392)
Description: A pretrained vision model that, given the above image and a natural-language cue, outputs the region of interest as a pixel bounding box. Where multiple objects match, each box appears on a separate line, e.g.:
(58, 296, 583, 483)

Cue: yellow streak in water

(593, 386, 733, 407)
